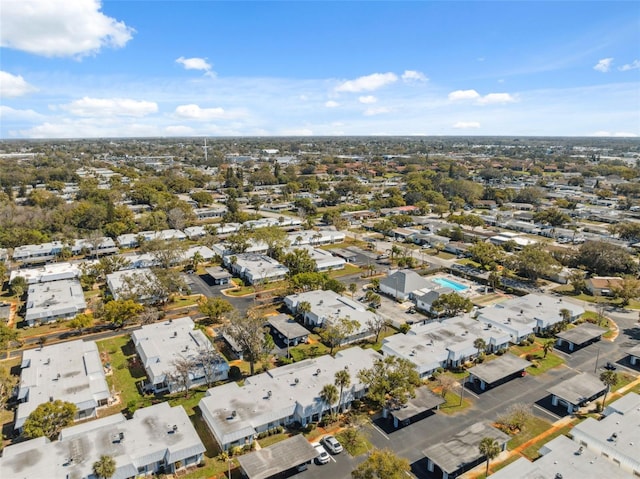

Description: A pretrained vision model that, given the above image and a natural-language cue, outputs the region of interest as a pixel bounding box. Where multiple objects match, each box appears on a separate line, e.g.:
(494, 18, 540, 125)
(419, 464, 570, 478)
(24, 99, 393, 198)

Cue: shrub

(228, 366, 242, 380)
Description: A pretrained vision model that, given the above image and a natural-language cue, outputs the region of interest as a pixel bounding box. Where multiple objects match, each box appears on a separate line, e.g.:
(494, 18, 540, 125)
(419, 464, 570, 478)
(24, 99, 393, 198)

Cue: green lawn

(289, 337, 330, 362)
(328, 263, 361, 278)
(256, 432, 290, 448)
(506, 416, 553, 450)
(97, 335, 145, 410)
(611, 372, 636, 392)
(525, 352, 565, 376)
(437, 391, 472, 414)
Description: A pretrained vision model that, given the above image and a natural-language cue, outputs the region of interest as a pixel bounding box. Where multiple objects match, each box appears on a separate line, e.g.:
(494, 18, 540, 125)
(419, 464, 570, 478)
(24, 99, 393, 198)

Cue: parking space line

(329, 455, 336, 463)
(463, 387, 479, 399)
(370, 422, 390, 440)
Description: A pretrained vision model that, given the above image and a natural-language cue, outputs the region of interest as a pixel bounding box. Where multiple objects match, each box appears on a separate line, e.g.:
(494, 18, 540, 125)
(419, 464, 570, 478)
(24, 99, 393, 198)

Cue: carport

(547, 373, 606, 414)
(331, 248, 358, 263)
(267, 314, 309, 346)
(628, 343, 640, 367)
(423, 421, 509, 479)
(556, 323, 607, 352)
(237, 435, 318, 479)
(205, 266, 232, 285)
(467, 354, 532, 391)
(387, 386, 445, 429)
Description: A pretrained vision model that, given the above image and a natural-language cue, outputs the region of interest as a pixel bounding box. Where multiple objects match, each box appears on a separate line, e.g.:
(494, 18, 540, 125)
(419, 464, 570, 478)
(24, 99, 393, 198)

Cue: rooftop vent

(168, 424, 178, 433)
(294, 378, 299, 384)
(173, 331, 178, 337)
(555, 474, 563, 479)
(231, 410, 237, 418)
(267, 390, 272, 398)
(576, 446, 583, 455)
(316, 368, 321, 376)
(45, 358, 51, 365)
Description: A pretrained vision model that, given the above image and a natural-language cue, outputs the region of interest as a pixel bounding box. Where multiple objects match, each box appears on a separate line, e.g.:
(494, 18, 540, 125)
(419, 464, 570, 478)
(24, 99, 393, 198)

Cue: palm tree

(319, 383, 339, 419)
(478, 437, 501, 477)
(349, 283, 357, 298)
(599, 371, 618, 407)
(473, 338, 486, 357)
(93, 455, 116, 479)
(296, 301, 311, 323)
(191, 251, 204, 271)
(543, 339, 555, 358)
(334, 369, 351, 413)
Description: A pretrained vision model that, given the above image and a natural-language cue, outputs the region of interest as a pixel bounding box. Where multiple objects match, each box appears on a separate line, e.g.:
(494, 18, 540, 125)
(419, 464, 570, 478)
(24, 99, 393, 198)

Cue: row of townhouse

(199, 347, 380, 451)
(1, 402, 205, 479)
(381, 293, 584, 378)
(12, 237, 118, 264)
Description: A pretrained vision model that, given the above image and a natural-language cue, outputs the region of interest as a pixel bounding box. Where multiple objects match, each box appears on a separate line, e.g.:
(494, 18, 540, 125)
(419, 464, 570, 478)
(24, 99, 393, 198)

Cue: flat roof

(626, 342, 640, 357)
(25, 279, 87, 322)
(16, 340, 109, 429)
(556, 323, 607, 345)
(489, 435, 632, 479)
(391, 386, 445, 421)
(467, 354, 532, 385)
(267, 314, 310, 340)
(423, 421, 510, 474)
(205, 266, 232, 279)
(547, 373, 606, 405)
(237, 434, 317, 479)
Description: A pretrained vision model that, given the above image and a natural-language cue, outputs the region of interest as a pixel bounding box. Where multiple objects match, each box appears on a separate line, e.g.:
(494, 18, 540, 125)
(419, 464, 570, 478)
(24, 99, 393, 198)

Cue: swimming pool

(431, 277, 468, 292)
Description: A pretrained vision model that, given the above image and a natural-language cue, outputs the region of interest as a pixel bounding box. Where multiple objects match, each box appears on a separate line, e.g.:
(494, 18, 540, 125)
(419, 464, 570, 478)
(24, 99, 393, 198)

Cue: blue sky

(1, 0, 639, 138)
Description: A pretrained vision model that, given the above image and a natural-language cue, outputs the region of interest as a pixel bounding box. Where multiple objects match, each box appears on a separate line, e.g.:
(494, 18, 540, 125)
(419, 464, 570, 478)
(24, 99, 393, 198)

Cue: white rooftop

(16, 340, 110, 430)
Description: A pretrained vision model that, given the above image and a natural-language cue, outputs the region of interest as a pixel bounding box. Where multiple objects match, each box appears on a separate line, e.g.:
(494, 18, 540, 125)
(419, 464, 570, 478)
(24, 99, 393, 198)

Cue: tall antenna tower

(203, 138, 208, 163)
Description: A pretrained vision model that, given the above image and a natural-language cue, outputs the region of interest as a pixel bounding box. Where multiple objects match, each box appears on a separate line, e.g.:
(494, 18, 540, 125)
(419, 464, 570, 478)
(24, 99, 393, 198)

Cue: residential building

(224, 253, 289, 284)
(379, 269, 432, 301)
(132, 317, 229, 393)
(287, 229, 345, 246)
(15, 340, 111, 431)
(12, 241, 64, 264)
(477, 293, 584, 343)
(382, 315, 511, 377)
(285, 245, 346, 272)
(570, 392, 640, 475)
(24, 279, 87, 326)
(10, 262, 82, 285)
(1, 402, 205, 479)
(284, 289, 377, 344)
(199, 347, 379, 450)
(106, 268, 162, 303)
(489, 435, 633, 479)
(71, 237, 118, 256)
(116, 229, 186, 248)
(585, 276, 624, 296)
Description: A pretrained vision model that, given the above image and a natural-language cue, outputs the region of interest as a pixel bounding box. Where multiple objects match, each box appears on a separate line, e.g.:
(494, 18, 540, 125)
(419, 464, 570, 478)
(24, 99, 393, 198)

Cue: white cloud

(60, 97, 158, 117)
(0, 0, 134, 58)
(0, 71, 38, 97)
(619, 60, 640, 71)
(359, 95, 377, 104)
(335, 72, 397, 92)
(593, 58, 613, 72)
(591, 130, 638, 137)
(453, 121, 481, 129)
(363, 107, 390, 116)
(174, 104, 226, 120)
(176, 57, 215, 77)
(325, 100, 340, 108)
(0, 105, 44, 120)
(448, 89, 516, 105)
(448, 89, 481, 101)
(477, 93, 516, 105)
(401, 70, 427, 82)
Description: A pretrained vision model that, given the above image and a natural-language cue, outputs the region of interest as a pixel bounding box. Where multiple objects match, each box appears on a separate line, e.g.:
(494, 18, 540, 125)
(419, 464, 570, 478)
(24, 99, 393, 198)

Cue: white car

(321, 435, 343, 454)
(312, 442, 330, 464)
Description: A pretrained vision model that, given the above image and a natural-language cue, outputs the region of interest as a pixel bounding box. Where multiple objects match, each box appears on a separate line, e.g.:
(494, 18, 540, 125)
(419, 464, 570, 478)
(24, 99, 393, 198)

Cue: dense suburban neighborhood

(0, 136, 639, 479)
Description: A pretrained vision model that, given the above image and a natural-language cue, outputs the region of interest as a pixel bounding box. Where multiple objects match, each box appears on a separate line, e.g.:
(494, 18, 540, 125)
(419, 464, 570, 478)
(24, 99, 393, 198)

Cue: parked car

(312, 442, 330, 464)
(604, 362, 617, 371)
(377, 254, 389, 260)
(321, 435, 343, 454)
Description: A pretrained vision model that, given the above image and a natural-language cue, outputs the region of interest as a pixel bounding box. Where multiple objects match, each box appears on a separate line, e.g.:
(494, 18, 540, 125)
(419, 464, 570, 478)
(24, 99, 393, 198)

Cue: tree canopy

(358, 356, 421, 410)
(23, 400, 77, 440)
(351, 448, 411, 479)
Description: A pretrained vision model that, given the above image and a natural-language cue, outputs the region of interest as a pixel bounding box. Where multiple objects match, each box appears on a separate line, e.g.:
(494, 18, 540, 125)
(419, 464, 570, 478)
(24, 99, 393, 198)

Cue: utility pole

(594, 348, 600, 373)
(459, 375, 466, 406)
